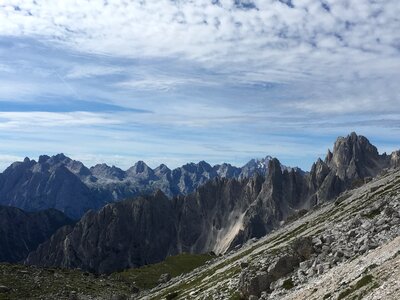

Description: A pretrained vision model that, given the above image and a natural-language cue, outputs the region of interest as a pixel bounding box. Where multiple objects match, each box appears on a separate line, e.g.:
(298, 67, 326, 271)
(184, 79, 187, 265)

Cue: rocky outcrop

(307, 132, 397, 205)
(0, 206, 73, 262)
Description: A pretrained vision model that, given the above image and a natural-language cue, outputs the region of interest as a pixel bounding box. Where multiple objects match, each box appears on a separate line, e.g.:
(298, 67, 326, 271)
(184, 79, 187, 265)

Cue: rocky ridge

(25, 133, 400, 274)
(0, 154, 282, 219)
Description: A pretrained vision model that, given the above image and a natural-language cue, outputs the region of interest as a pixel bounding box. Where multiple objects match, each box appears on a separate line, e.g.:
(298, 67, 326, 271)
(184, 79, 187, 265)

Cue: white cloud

(0, 0, 398, 82)
(0, 111, 122, 129)
(0, 0, 399, 171)
(66, 65, 123, 79)
(115, 75, 214, 91)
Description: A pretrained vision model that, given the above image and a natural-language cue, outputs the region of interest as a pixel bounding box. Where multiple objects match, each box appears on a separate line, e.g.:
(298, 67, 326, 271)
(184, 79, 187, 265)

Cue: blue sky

(0, 0, 399, 171)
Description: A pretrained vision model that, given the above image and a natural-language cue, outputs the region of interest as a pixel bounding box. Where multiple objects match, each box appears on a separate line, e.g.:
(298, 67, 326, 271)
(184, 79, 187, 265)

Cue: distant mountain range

(24, 133, 400, 273)
(0, 153, 299, 219)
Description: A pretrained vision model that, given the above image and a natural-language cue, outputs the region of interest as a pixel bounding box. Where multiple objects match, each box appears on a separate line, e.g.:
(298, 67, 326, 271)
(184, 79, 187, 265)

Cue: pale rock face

(391, 150, 400, 168)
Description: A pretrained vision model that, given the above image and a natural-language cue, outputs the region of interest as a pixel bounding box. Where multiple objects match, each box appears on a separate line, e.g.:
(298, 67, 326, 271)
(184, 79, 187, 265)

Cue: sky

(0, 0, 399, 171)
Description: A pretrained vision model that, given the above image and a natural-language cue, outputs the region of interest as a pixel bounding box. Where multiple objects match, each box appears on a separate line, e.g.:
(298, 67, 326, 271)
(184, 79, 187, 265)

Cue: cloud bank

(0, 0, 399, 170)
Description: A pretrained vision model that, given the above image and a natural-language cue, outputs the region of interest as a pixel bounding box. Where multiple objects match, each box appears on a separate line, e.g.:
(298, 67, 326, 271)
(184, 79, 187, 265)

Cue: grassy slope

(112, 253, 215, 289)
(0, 253, 214, 300)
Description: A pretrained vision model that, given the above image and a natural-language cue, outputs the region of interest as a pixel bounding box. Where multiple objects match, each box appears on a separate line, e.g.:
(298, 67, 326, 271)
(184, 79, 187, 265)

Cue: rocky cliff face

(0, 206, 73, 263)
(0, 154, 281, 219)
(25, 177, 263, 273)
(23, 133, 400, 274)
(26, 192, 177, 274)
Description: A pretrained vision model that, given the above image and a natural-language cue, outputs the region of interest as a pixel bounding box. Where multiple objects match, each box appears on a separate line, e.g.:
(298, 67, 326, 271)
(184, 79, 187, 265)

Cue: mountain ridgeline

(25, 133, 400, 273)
(0, 154, 289, 219)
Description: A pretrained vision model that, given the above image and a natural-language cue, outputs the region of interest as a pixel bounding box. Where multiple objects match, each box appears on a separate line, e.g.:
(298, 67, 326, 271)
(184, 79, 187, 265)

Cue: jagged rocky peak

(239, 156, 273, 179)
(154, 163, 171, 176)
(179, 161, 213, 174)
(197, 160, 213, 172)
(310, 158, 330, 188)
(214, 163, 241, 178)
(327, 132, 385, 180)
(90, 163, 126, 180)
(46, 153, 70, 164)
(127, 160, 152, 174)
(38, 155, 50, 163)
(36, 153, 91, 176)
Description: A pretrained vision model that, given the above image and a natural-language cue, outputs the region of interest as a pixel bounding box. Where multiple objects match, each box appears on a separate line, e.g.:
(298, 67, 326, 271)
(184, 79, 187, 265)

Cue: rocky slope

(1, 168, 399, 299)
(25, 133, 400, 274)
(0, 154, 282, 219)
(0, 206, 73, 263)
(138, 167, 400, 300)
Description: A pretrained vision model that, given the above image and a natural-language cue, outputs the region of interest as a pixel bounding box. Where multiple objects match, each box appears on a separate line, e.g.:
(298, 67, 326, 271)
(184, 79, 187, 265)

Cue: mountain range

(23, 133, 400, 274)
(0, 153, 294, 219)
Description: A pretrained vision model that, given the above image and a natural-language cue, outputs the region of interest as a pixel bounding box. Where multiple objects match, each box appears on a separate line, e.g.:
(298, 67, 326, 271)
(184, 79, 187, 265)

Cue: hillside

(1, 162, 399, 300)
(140, 167, 400, 299)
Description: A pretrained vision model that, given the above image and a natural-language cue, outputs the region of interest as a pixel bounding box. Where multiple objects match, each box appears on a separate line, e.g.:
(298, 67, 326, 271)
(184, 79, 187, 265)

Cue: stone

(158, 273, 172, 284)
(359, 244, 369, 253)
(361, 221, 372, 231)
(292, 237, 314, 260)
(0, 285, 11, 293)
(238, 270, 271, 298)
(312, 237, 323, 247)
(375, 218, 386, 226)
(268, 255, 300, 279)
(317, 264, 324, 275)
(299, 261, 311, 270)
(240, 261, 249, 269)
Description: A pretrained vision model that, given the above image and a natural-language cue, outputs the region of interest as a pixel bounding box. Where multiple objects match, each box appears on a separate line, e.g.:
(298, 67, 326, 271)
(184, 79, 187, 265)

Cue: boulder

(268, 255, 300, 279)
(158, 273, 172, 284)
(291, 237, 314, 260)
(239, 270, 271, 298)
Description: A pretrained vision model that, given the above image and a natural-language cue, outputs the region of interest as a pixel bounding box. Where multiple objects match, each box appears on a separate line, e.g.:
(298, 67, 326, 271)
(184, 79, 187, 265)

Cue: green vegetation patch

(338, 274, 374, 299)
(112, 253, 215, 290)
(323, 292, 331, 299)
(363, 208, 381, 219)
(282, 278, 294, 290)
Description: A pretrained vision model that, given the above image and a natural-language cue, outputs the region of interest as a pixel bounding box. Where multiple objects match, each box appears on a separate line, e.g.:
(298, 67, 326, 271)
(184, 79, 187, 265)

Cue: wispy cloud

(0, 0, 399, 171)
(66, 65, 123, 79)
(0, 111, 122, 129)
